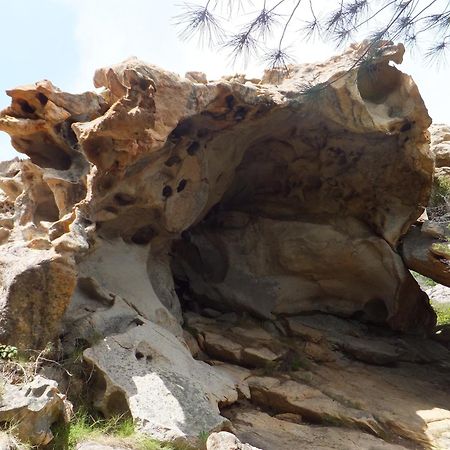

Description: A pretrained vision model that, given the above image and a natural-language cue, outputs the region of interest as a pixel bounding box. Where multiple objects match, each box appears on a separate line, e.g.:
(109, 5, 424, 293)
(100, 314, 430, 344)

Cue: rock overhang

(0, 41, 437, 353)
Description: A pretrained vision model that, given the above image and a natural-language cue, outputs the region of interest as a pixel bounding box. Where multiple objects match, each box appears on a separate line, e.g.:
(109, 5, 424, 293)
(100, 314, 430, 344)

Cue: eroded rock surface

(83, 320, 237, 444)
(0, 376, 71, 446)
(0, 41, 447, 448)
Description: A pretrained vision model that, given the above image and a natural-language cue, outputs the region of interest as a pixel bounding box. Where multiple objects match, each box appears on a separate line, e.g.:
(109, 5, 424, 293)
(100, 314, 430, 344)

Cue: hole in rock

(12, 133, 72, 170)
(400, 122, 412, 132)
(31, 385, 47, 397)
(187, 141, 200, 156)
(357, 63, 402, 104)
(131, 225, 155, 245)
(234, 106, 248, 121)
(135, 351, 144, 360)
(165, 155, 181, 167)
(167, 108, 429, 334)
(162, 186, 173, 198)
(169, 119, 193, 141)
(34, 187, 60, 223)
(106, 390, 131, 417)
(17, 99, 36, 114)
(177, 179, 187, 192)
(36, 92, 48, 106)
(225, 95, 235, 109)
(363, 298, 389, 324)
(138, 78, 152, 91)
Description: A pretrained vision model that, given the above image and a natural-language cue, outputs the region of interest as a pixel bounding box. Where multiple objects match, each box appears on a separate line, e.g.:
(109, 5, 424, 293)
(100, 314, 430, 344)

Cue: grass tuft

(49, 407, 199, 449)
(432, 302, 450, 326)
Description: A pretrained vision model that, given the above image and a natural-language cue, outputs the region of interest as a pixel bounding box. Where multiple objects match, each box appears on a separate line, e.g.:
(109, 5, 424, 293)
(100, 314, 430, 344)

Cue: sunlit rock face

(0, 41, 435, 353)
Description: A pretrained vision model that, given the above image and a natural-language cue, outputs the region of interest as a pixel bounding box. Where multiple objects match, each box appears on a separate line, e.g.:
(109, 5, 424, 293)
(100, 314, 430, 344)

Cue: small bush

(410, 271, 437, 288)
(0, 344, 18, 360)
(432, 303, 450, 326)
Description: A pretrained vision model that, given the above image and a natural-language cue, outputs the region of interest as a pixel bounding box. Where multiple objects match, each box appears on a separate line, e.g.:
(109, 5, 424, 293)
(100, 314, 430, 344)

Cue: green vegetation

(49, 408, 198, 450)
(432, 303, 450, 326)
(0, 344, 18, 360)
(410, 271, 437, 288)
(430, 177, 450, 208)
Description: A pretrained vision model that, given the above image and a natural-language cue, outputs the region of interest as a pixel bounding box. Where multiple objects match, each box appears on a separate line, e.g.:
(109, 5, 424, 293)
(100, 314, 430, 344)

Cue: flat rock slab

(226, 409, 407, 450)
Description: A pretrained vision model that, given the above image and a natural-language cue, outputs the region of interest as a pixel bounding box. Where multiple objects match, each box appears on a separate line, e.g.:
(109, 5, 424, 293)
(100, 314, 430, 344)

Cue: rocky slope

(0, 41, 449, 449)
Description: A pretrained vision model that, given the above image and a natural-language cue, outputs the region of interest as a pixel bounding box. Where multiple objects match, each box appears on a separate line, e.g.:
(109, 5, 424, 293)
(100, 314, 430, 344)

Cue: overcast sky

(1, 0, 449, 161)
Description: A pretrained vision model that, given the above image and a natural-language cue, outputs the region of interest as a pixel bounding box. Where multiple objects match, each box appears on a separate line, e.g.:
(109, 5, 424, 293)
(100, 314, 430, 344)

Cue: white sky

(1, 0, 449, 160)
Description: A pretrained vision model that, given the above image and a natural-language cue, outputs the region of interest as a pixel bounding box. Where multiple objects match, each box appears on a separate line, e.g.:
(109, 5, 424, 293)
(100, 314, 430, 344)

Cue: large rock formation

(0, 41, 448, 449)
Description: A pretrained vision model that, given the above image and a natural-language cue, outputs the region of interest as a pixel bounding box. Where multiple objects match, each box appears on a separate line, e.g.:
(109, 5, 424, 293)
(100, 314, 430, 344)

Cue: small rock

(0, 432, 20, 450)
(0, 376, 72, 446)
(206, 431, 262, 450)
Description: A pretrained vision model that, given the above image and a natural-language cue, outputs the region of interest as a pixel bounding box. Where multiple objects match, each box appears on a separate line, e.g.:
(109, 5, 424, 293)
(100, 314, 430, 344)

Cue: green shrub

(432, 303, 450, 326)
(0, 344, 18, 360)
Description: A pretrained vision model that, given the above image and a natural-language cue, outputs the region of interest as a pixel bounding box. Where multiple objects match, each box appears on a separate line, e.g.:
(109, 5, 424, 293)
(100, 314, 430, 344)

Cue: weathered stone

(0, 244, 76, 349)
(307, 361, 450, 447)
(0, 41, 436, 352)
(0, 41, 446, 450)
(247, 376, 381, 434)
(430, 123, 450, 168)
(175, 214, 433, 332)
(225, 409, 407, 450)
(206, 431, 262, 450)
(0, 376, 71, 446)
(402, 224, 450, 287)
(185, 313, 286, 368)
(83, 320, 237, 444)
(0, 432, 20, 450)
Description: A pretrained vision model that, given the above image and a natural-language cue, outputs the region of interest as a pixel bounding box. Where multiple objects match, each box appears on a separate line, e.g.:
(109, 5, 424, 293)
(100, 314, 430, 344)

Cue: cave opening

(167, 108, 431, 331)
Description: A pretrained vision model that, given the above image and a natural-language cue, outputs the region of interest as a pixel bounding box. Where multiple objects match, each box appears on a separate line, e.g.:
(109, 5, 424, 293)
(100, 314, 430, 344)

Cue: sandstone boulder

(83, 320, 238, 444)
(0, 40, 446, 449)
(0, 375, 71, 446)
(0, 41, 436, 350)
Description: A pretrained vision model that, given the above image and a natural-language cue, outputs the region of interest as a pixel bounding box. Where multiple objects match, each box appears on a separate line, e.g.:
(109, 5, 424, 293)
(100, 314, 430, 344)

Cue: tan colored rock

(0, 243, 76, 349)
(402, 223, 450, 287)
(0, 42, 445, 449)
(430, 123, 450, 168)
(206, 431, 261, 450)
(307, 360, 450, 447)
(226, 409, 407, 450)
(185, 313, 287, 368)
(247, 376, 381, 434)
(0, 41, 436, 353)
(175, 214, 433, 332)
